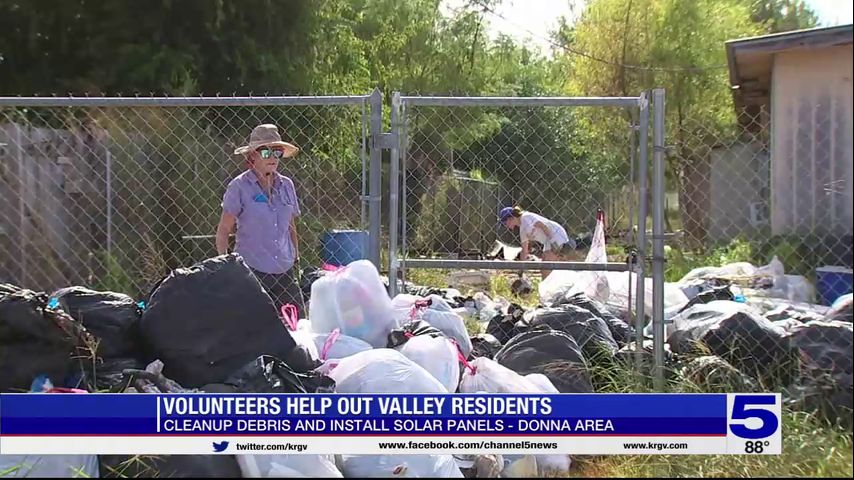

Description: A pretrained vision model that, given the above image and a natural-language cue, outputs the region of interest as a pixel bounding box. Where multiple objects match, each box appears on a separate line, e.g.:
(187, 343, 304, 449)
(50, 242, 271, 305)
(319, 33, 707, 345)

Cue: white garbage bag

(327, 349, 448, 394)
(501, 455, 538, 478)
(539, 211, 687, 318)
(237, 454, 342, 478)
(679, 262, 758, 284)
(310, 260, 397, 347)
(524, 373, 559, 393)
(534, 455, 572, 475)
(678, 257, 784, 286)
(392, 294, 473, 358)
(0, 455, 99, 478)
(340, 455, 463, 478)
(453, 306, 478, 324)
(455, 360, 571, 477)
(280, 305, 320, 360)
(312, 329, 373, 361)
(501, 452, 572, 477)
(458, 357, 542, 394)
(761, 275, 816, 303)
(290, 329, 320, 362)
(607, 272, 689, 322)
(540, 212, 609, 306)
(398, 335, 461, 393)
(755, 256, 785, 278)
(473, 292, 503, 323)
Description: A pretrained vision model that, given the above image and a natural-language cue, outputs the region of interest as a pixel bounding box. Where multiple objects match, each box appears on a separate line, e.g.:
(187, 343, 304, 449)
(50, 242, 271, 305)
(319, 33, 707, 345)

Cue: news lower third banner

(0, 393, 781, 455)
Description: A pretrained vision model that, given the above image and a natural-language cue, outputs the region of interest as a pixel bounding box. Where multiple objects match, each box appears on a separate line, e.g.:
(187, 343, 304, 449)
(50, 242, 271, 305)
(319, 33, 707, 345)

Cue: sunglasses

(256, 147, 286, 159)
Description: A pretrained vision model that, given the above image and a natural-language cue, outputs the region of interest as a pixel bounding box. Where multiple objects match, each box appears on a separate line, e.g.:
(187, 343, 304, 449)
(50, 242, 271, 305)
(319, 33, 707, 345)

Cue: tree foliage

(0, 0, 823, 259)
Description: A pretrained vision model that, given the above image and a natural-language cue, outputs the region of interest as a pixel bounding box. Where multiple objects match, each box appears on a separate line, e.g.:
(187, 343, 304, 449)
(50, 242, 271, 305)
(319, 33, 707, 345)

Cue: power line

(469, 0, 729, 72)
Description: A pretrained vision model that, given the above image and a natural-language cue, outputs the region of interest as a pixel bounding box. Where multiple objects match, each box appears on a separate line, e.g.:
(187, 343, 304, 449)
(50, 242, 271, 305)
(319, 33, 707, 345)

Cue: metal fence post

(368, 88, 383, 268)
(388, 92, 401, 296)
(635, 92, 649, 372)
(651, 88, 667, 391)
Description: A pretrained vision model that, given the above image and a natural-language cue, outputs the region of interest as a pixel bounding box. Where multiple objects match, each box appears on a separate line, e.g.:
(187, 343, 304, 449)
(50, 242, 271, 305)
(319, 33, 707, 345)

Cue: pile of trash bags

(2, 247, 851, 477)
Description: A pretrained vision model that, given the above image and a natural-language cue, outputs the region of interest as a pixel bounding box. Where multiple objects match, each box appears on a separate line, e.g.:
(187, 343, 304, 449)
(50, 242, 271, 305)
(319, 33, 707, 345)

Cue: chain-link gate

(0, 93, 384, 299)
(387, 90, 670, 384)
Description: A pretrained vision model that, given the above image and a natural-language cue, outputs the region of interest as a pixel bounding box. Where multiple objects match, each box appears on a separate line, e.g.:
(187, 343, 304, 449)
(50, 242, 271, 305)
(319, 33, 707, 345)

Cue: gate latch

(374, 132, 398, 149)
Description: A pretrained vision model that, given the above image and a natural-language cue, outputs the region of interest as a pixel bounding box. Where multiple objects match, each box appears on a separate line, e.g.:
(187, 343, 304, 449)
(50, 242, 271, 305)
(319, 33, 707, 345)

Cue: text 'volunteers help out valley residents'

(160, 395, 553, 416)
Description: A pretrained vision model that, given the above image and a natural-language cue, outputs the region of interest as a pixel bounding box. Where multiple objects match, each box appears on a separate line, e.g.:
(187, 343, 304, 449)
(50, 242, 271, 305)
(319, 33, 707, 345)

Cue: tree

(0, 0, 372, 95)
(746, 0, 819, 33)
(560, 0, 766, 244)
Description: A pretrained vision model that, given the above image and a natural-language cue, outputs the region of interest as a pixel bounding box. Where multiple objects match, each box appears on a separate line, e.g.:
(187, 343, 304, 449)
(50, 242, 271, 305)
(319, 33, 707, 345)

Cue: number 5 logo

(729, 395, 779, 439)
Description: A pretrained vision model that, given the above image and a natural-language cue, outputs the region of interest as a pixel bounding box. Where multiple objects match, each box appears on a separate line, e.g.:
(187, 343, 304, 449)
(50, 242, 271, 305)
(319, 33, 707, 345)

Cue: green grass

(569, 360, 853, 478)
(571, 409, 852, 478)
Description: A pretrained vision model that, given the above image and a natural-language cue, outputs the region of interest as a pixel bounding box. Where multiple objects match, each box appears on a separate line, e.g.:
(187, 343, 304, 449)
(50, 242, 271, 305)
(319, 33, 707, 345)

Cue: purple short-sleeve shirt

(222, 170, 301, 274)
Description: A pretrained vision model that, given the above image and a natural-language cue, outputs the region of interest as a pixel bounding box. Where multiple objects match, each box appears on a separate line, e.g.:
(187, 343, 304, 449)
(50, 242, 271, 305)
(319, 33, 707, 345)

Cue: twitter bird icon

(212, 441, 229, 453)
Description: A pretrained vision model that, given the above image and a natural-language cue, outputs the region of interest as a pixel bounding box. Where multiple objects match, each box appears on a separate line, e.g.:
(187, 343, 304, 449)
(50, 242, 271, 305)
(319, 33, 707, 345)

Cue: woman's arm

(289, 218, 300, 261)
(216, 213, 236, 255)
(520, 240, 530, 261)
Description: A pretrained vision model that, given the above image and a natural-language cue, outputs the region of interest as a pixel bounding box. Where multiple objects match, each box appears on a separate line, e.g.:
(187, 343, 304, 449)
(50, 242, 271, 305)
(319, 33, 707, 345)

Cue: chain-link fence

(669, 104, 852, 284)
(663, 102, 852, 418)
(395, 97, 641, 264)
(386, 93, 662, 383)
(0, 95, 378, 298)
(2, 90, 850, 401)
(387, 91, 852, 404)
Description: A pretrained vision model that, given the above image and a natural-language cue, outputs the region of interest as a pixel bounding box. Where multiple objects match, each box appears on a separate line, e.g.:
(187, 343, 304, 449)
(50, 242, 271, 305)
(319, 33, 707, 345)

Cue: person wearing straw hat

(498, 205, 576, 279)
(216, 124, 305, 313)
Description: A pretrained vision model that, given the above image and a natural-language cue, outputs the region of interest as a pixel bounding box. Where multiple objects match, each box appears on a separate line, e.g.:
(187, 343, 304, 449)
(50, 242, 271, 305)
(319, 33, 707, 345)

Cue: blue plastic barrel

(815, 266, 854, 306)
(321, 230, 368, 267)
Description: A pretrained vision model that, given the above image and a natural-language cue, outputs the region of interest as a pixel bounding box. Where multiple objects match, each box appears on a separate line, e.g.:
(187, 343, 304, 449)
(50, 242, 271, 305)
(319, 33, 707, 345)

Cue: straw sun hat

(233, 124, 299, 157)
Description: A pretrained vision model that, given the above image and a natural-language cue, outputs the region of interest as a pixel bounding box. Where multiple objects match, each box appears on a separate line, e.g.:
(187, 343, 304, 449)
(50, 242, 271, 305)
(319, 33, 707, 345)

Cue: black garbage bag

(494, 326, 592, 393)
(787, 321, 853, 427)
(199, 383, 239, 393)
(680, 356, 758, 393)
(0, 284, 68, 343)
(223, 355, 335, 394)
(486, 304, 528, 345)
(99, 455, 242, 478)
(470, 333, 503, 359)
(284, 344, 322, 373)
(667, 302, 794, 386)
(387, 320, 445, 349)
(558, 292, 634, 346)
(614, 340, 678, 376)
(88, 357, 147, 392)
(528, 304, 619, 360)
(677, 285, 735, 314)
(140, 254, 297, 388)
(0, 343, 78, 392)
(407, 285, 445, 298)
(52, 286, 141, 358)
(0, 284, 91, 392)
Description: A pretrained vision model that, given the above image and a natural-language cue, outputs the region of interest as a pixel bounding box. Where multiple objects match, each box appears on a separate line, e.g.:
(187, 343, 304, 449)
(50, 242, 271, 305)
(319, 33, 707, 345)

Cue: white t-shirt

(519, 212, 569, 247)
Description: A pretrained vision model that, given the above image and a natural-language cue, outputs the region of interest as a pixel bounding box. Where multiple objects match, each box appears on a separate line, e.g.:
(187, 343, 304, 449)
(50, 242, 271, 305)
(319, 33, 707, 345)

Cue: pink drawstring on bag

(320, 328, 342, 361)
(281, 304, 299, 331)
(321, 263, 347, 274)
(409, 299, 431, 321)
(450, 338, 477, 375)
(47, 388, 88, 394)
